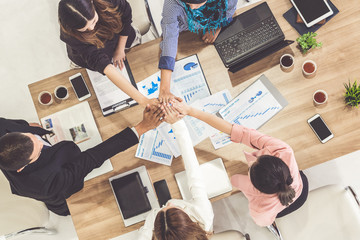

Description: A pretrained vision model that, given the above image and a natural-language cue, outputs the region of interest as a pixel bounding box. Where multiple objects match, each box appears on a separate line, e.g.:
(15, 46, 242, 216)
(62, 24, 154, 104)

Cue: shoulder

(163, 0, 184, 14)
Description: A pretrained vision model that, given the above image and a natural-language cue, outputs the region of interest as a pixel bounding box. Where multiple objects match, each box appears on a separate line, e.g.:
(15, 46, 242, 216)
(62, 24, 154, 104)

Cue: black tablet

(110, 171, 151, 219)
(291, 0, 333, 27)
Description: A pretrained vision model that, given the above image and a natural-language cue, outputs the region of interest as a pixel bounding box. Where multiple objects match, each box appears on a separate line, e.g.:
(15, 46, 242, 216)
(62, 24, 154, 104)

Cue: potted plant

(296, 32, 322, 54)
(344, 80, 360, 108)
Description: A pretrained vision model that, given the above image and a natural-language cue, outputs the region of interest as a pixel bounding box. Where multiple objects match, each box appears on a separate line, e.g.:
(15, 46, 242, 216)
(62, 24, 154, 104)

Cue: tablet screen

(293, 0, 331, 23)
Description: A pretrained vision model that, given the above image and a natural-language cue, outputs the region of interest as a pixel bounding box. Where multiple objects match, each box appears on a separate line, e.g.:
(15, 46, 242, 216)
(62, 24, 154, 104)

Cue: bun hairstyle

(153, 208, 208, 240)
(250, 155, 296, 207)
(58, 0, 123, 48)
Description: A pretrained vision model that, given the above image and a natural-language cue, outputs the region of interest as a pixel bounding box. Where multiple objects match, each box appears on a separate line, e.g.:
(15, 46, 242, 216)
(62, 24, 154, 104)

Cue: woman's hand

(113, 49, 126, 70)
(163, 103, 184, 124)
(170, 99, 192, 116)
(202, 28, 221, 44)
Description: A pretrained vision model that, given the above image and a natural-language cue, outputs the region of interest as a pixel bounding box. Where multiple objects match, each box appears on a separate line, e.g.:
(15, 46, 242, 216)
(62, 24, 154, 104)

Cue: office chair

(0, 172, 56, 239)
(128, 0, 152, 36)
(267, 185, 360, 240)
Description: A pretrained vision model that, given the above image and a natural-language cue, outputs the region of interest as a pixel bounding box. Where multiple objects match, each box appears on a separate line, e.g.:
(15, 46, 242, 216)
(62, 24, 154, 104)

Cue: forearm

(116, 35, 128, 53)
(189, 107, 232, 135)
(104, 64, 148, 105)
(160, 69, 172, 92)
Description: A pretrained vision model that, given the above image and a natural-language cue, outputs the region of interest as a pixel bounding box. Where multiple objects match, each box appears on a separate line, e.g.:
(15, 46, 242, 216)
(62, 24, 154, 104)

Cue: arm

(171, 100, 232, 134)
(51, 105, 164, 198)
(171, 99, 289, 151)
(0, 118, 51, 137)
(163, 105, 213, 230)
(104, 64, 158, 107)
(113, 0, 133, 70)
(157, 0, 182, 103)
(113, 36, 128, 70)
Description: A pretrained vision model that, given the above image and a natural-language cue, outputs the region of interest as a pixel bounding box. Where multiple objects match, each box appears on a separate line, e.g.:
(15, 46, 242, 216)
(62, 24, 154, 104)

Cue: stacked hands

(139, 99, 190, 132)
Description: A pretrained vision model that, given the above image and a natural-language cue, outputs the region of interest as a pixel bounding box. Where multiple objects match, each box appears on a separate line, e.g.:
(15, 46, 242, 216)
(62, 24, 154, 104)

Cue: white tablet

(291, 0, 333, 27)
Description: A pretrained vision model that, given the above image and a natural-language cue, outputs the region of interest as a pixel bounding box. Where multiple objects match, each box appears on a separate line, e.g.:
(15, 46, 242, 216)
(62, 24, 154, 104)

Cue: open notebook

(175, 158, 232, 200)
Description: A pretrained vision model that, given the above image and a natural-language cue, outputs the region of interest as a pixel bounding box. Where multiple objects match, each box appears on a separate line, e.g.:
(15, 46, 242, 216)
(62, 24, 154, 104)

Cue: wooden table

(28, 0, 360, 239)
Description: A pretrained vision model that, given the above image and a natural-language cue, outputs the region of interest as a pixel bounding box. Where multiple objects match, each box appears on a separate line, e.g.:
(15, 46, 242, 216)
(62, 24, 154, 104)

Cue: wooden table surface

(28, 0, 360, 239)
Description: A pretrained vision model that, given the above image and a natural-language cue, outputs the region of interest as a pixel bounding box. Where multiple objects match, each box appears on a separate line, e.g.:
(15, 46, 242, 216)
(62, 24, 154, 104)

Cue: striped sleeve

(158, 0, 185, 71)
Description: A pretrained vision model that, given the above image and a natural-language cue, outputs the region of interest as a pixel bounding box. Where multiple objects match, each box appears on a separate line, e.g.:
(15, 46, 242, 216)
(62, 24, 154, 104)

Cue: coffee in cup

(280, 54, 294, 72)
(54, 85, 69, 100)
(302, 60, 317, 77)
(313, 90, 328, 105)
(38, 91, 53, 105)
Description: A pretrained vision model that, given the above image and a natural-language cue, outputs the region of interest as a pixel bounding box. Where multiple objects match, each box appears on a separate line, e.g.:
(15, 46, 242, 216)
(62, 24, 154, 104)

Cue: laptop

(214, 2, 294, 73)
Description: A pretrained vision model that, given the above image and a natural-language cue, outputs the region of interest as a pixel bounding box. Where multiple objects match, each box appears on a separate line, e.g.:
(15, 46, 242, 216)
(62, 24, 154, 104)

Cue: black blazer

(0, 118, 138, 215)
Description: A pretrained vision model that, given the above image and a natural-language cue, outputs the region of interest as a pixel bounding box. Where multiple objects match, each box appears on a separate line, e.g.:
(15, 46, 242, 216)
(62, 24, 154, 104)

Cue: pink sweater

(230, 124, 303, 227)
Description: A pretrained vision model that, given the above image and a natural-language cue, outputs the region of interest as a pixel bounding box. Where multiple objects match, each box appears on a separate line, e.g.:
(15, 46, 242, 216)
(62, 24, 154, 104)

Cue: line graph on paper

(219, 79, 284, 130)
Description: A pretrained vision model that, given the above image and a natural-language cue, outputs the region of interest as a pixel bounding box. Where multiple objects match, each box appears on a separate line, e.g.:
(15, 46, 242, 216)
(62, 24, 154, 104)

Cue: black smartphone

(154, 179, 171, 207)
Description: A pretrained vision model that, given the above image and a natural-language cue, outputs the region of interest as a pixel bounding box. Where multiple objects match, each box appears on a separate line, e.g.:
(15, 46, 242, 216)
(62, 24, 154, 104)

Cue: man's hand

(202, 28, 221, 44)
(134, 104, 164, 136)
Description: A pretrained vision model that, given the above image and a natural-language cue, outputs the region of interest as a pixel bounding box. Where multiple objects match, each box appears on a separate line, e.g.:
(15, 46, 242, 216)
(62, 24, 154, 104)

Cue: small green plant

(344, 80, 360, 108)
(296, 32, 323, 54)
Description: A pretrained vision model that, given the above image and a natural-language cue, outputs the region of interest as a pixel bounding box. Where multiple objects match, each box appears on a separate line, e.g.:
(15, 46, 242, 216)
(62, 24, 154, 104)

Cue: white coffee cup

(38, 91, 53, 106)
(313, 90, 328, 105)
(54, 85, 69, 100)
(280, 54, 294, 72)
(302, 60, 317, 77)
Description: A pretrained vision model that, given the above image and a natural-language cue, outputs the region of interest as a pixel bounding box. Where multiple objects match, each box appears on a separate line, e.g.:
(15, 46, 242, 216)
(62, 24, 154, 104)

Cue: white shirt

(137, 120, 214, 239)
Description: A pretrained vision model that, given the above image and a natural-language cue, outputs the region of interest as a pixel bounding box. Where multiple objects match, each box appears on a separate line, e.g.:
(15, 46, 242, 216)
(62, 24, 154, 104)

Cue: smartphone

(69, 72, 91, 101)
(154, 179, 171, 207)
(307, 114, 333, 143)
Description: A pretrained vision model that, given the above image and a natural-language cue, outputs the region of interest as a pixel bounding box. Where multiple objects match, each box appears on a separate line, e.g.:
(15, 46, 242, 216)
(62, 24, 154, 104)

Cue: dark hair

(153, 208, 208, 240)
(0, 133, 33, 171)
(58, 0, 123, 48)
(250, 155, 296, 207)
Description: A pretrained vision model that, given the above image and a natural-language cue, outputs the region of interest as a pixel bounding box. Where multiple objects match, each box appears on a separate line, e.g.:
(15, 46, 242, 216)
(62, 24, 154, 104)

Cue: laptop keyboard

(216, 18, 283, 64)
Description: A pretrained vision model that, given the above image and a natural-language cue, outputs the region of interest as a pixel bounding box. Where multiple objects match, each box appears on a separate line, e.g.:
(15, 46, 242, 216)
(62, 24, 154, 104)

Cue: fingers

(174, 96, 183, 102)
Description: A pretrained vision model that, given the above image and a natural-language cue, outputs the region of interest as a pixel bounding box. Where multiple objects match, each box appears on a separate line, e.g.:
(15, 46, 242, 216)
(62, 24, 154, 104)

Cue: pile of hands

(141, 98, 191, 131)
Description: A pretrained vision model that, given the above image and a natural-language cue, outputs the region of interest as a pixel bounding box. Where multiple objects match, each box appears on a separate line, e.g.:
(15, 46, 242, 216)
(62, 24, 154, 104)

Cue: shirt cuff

(131, 127, 139, 139)
(158, 56, 175, 71)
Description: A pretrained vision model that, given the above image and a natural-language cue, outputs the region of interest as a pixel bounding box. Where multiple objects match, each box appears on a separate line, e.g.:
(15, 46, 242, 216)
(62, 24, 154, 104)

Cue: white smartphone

(290, 0, 333, 27)
(307, 114, 333, 143)
(69, 72, 91, 101)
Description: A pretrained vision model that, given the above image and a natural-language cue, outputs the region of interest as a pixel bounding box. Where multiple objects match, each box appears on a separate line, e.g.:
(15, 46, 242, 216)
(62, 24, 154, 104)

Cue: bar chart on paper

(135, 129, 173, 166)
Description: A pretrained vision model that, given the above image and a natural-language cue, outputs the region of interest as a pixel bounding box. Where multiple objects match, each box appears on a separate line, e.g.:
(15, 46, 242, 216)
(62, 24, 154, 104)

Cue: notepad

(175, 158, 232, 201)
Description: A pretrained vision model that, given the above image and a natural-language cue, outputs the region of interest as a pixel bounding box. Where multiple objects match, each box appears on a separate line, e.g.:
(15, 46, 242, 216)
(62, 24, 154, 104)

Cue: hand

(169, 99, 192, 116)
(202, 28, 221, 44)
(163, 103, 184, 124)
(158, 89, 183, 104)
(146, 98, 160, 108)
(135, 104, 164, 136)
(113, 49, 126, 70)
